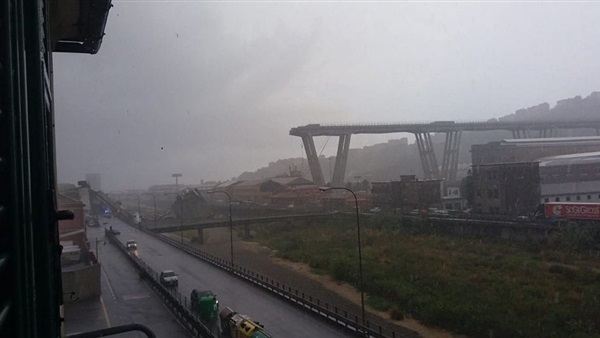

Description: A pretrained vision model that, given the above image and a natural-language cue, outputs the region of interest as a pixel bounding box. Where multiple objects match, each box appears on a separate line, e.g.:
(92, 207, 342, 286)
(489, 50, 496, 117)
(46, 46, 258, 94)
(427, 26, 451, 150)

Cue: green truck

(190, 290, 219, 323)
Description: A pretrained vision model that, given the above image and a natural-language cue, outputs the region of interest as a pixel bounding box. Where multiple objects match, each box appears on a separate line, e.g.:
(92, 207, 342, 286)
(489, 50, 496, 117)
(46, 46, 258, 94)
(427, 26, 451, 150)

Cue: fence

(104, 229, 217, 338)
(98, 191, 419, 338)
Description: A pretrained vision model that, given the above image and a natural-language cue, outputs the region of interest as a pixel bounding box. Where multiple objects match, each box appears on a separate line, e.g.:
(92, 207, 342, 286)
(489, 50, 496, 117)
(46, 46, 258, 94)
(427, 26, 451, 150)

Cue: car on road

(160, 270, 179, 287)
(126, 239, 137, 250)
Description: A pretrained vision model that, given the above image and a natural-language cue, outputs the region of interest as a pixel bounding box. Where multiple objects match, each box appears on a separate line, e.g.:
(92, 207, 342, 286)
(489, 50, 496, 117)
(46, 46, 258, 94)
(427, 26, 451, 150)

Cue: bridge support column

(332, 134, 351, 186)
(512, 129, 531, 139)
(196, 229, 204, 244)
(441, 131, 462, 182)
(301, 135, 325, 186)
(415, 132, 439, 179)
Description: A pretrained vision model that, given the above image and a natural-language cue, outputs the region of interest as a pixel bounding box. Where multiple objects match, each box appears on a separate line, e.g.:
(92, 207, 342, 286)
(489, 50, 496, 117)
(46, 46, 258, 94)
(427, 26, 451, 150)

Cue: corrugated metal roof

(235, 179, 269, 187)
(538, 151, 600, 167)
(541, 181, 600, 195)
(501, 136, 600, 146)
(214, 180, 243, 188)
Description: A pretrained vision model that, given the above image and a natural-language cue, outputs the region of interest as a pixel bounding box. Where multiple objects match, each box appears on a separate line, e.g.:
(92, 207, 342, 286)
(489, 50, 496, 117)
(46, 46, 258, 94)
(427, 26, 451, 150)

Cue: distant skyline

(53, 1, 600, 191)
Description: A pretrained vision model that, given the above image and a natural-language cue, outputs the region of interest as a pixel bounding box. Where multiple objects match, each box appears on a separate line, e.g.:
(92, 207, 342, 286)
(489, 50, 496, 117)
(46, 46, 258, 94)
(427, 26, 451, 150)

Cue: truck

(541, 202, 600, 221)
(190, 290, 219, 323)
(219, 307, 273, 338)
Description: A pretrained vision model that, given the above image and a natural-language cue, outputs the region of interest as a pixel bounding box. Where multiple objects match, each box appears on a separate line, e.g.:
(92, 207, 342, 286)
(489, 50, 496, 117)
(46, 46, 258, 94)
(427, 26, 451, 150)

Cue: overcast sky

(54, 1, 600, 191)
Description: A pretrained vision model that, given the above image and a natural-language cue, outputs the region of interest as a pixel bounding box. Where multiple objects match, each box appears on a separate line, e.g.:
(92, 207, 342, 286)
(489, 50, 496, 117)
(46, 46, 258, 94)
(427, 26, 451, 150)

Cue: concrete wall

(62, 263, 101, 303)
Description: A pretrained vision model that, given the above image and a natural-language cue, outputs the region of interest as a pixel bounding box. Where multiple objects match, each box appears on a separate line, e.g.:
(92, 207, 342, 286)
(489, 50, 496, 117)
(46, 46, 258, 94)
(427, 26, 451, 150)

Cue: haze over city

(53, 1, 600, 191)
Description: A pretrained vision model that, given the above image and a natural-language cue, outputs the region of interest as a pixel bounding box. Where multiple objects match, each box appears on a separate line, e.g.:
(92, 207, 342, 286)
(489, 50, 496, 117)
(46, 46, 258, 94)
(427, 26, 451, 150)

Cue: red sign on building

(544, 203, 600, 220)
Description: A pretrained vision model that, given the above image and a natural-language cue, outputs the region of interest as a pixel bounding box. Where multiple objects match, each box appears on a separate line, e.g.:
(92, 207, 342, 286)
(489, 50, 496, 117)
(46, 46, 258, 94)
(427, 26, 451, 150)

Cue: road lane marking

(101, 265, 116, 300)
(122, 294, 150, 301)
(100, 296, 112, 328)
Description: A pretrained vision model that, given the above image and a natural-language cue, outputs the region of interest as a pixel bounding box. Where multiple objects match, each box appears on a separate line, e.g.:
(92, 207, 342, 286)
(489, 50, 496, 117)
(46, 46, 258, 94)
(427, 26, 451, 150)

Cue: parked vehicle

(220, 307, 272, 338)
(190, 290, 219, 322)
(159, 270, 179, 287)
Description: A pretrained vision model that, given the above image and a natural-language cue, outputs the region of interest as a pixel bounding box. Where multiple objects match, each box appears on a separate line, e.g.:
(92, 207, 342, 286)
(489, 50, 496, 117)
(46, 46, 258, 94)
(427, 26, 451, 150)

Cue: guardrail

(145, 232, 418, 338)
(104, 229, 217, 338)
(97, 191, 419, 338)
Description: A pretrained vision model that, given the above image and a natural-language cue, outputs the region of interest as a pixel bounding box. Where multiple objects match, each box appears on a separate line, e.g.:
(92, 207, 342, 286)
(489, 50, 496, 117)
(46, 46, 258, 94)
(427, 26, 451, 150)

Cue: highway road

(65, 224, 190, 337)
(103, 216, 348, 337)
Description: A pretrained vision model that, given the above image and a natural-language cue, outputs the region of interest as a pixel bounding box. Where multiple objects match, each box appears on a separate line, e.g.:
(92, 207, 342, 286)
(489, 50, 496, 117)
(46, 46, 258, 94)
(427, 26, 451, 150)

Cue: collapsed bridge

(290, 120, 600, 185)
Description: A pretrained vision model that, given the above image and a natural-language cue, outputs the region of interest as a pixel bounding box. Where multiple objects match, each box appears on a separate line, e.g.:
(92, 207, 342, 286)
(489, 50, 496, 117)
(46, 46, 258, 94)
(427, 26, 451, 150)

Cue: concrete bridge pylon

(415, 132, 439, 179)
(301, 135, 325, 186)
(332, 134, 351, 186)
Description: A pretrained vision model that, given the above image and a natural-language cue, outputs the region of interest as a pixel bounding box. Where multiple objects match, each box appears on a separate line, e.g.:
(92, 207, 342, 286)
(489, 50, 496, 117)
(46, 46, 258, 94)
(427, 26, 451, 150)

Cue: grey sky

(54, 1, 600, 191)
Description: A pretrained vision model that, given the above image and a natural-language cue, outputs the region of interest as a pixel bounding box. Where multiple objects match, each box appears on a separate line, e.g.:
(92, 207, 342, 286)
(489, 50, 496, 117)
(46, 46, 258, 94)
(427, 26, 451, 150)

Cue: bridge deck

(290, 120, 600, 136)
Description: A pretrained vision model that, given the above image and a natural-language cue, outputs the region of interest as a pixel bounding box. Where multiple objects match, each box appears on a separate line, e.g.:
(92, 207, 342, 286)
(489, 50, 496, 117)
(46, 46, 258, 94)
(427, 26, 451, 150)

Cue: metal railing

(97, 191, 419, 338)
(104, 229, 217, 338)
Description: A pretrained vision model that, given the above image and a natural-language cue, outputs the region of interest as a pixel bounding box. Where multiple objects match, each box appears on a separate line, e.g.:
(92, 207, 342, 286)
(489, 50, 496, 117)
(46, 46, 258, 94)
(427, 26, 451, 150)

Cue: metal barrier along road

(151, 232, 419, 338)
(104, 229, 216, 338)
(98, 192, 419, 338)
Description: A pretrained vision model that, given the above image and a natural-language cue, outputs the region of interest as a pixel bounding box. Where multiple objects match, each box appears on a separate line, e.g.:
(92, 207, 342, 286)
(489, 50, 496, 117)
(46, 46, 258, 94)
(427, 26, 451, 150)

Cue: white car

(159, 270, 179, 287)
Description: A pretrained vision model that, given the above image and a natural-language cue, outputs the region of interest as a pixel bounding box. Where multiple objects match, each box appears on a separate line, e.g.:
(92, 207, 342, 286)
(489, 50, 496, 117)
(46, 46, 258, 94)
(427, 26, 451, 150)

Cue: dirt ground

(189, 227, 467, 338)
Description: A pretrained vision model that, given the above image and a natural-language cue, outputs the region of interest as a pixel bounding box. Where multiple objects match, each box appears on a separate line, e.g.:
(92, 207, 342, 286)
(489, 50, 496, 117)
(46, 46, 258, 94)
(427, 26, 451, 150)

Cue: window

(576, 195, 581, 201)
(566, 196, 571, 201)
(555, 197, 560, 202)
(544, 198, 549, 202)
(588, 195, 592, 200)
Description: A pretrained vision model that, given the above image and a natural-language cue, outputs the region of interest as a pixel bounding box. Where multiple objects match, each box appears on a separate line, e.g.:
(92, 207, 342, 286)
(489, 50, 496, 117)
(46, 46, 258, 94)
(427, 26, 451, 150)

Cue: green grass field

(251, 214, 600, 338)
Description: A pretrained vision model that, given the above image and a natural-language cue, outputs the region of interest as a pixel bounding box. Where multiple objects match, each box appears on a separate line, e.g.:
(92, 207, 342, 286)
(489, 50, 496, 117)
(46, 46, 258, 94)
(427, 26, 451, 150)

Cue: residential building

(442, 183, 465, 211)
(57, 193, 86, 246)
(371, 181, 392, 207)
(472, 162, 540, 216)
(391, 177, 443, 212)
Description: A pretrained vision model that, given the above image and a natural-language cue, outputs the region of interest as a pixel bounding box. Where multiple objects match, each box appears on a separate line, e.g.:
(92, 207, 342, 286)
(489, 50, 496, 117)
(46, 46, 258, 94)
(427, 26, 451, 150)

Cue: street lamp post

(208, 191, 234, 270)
(179, 196, 183, 243)
(171, 174, 184, 243)
(165, 192, 185, 243)
(320, 186, 365, 325)
(172, 173, 182, 192)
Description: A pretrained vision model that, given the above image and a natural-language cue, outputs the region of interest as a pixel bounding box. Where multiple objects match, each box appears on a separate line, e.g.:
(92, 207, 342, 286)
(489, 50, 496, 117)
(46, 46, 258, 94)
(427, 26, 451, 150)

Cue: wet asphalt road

(66, 224, 191, 337)
(102, 216, 348, 338)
